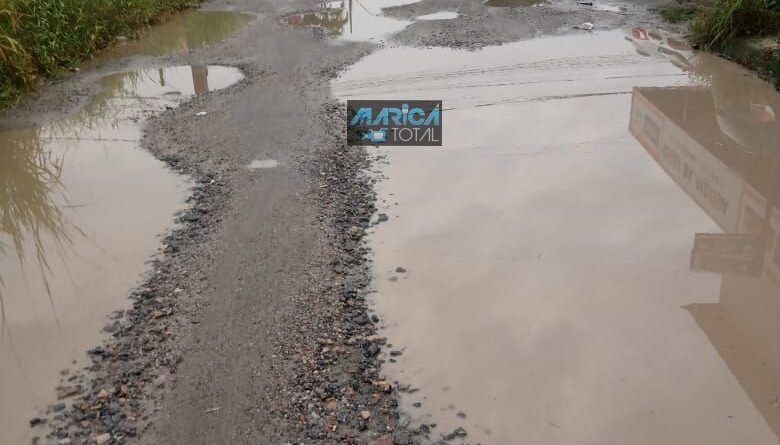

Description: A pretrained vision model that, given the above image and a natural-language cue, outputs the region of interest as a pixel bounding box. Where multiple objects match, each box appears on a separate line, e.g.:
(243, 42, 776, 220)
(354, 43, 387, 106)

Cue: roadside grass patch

(691, 0, 780, 49)
(659, 4, 701, 23)
(772, 42, 780, 78)
(0, 0, 200, 107)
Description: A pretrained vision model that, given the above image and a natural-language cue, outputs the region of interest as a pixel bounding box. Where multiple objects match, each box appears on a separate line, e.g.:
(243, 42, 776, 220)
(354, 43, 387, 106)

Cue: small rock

(56, 385, 81, 400)
(456, 411, 466, 419)
(51, 402, 66, 412)
(97, 389, 109, 399)
(454, 427, 467, 437)
(393, 431, 412, 445)
(359, 410, 371, 419)
(57, 439, 72, 445)
(102, 321, 120, 333)
(373, 380, 392, 393)
(29, 417, 45, 427)
(153, 374, 167, 388)
(395, 266, 407, 273)
(95, 433, 111, 445)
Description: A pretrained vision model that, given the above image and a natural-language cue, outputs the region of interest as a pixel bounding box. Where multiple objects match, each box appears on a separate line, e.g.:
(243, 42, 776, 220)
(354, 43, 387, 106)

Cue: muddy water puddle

(84, 11, 251, 68)
(333, 29, 780, 444)
(484, 0, 546, 8)
(286, 0, 420, 42)
(0, 65, 242, 444)
(416, 11, 459, 21)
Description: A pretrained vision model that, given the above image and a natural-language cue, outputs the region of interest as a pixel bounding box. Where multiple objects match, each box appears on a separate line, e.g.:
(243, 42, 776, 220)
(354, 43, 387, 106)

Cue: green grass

(690, 0, 780, 50)
(659, 4, 701, 23)
(772, 42, 780, 78)
(661, 0, 780, 84)
(0, 0, 200, 107)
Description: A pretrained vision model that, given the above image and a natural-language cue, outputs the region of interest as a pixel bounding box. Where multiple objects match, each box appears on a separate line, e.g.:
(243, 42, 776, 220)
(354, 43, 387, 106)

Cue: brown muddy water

(333, 29, 780, 444)
(0, 65, 243, 444)
(85, 10, 251, 68)
(483, 0, 545, 8)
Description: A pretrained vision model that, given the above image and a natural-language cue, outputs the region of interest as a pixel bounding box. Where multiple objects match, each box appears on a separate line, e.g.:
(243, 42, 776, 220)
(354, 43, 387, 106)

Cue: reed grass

(691, 0, 780, 50)
(0, 0, 199, 106)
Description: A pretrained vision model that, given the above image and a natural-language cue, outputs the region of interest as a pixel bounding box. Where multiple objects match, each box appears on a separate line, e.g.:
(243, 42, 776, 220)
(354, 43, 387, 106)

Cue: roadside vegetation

(0, 0, 200, 107)
(659, 0, 780, 84)
(690, 0, 779, 49)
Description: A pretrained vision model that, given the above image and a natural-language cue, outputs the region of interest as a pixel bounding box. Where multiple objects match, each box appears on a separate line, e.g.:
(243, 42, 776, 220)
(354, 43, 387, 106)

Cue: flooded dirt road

(333, 29, 780, 444)
(0, 65, 242, 444)
(5, 0, 766, 444)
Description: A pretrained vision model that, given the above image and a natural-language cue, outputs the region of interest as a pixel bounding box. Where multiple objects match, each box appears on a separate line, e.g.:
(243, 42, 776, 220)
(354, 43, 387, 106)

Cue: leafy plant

(660, 4, 701, 23)
(691, 0, 780, 50)
(0, 0, 200, 106)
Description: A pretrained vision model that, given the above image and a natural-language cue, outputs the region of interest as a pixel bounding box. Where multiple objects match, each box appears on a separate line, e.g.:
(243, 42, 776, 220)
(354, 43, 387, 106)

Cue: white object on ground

(248, 159, 281, 169)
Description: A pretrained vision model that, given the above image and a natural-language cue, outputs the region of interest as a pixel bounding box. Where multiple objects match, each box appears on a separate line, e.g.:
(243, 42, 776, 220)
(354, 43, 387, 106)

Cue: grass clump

(660, 4, 701, 23)
(691, 0, 780, 50)
(772, 41, 780, 78)
(0, 0, 200, 107)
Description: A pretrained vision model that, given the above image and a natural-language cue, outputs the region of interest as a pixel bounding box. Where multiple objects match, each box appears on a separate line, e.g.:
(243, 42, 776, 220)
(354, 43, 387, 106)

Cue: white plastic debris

(247, 159, 280, 170)
(577, 22, 595, 30)
(196, 111, 207, 116)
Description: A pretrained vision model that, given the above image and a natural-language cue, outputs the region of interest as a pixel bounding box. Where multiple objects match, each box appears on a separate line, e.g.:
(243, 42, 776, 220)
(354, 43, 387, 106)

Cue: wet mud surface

(0, 0, 717, 445)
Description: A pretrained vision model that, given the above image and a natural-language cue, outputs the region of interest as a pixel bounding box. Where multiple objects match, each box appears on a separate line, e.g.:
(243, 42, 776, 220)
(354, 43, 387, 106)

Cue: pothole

(0, 65, 243, 444)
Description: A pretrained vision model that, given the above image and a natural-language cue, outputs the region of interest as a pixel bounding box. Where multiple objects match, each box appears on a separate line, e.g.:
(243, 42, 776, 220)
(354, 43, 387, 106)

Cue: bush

(691, 0, 780, 49)
(660, 4, 701, 23)
(0, 0, 199, 106)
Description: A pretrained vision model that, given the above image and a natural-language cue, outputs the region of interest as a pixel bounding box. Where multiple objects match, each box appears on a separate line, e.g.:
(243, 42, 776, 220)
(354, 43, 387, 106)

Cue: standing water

(333, 29, 780, 444)
(285, 0, 420, 42)
(0, 9, 249, 442)
(0, 65, 243, 445)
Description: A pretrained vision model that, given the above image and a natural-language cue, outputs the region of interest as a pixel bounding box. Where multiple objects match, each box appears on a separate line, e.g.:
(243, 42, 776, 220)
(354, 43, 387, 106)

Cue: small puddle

(0, 65, 242, 444)
(333, 29, 780, 445)
(286, 0, 419, 42)
(416, 11, 459, 21)
(85, 10, 251, 68)
(484, 0, 546, 7)
(247, 159, 280, 169)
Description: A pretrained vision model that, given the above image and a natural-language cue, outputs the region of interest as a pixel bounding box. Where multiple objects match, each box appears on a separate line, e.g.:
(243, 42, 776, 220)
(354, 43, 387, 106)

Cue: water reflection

(286, 0, 415, 41)
(85, 11, 251, 68)
(287, 1, 350, 35)
(0, 130, 70, 327)
(483, 0, 546, 8)
(0, 65, 242, 445)
(334, 29, 780, 445)
(629, 27, 780, 440)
